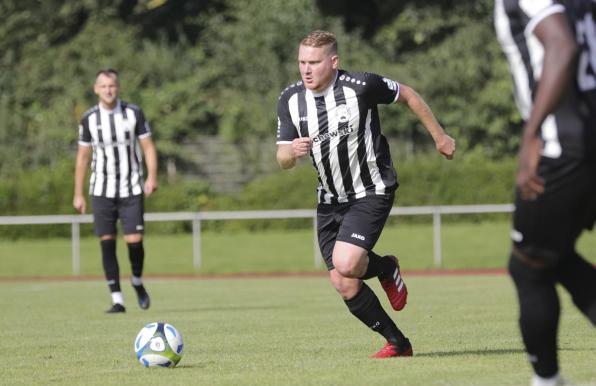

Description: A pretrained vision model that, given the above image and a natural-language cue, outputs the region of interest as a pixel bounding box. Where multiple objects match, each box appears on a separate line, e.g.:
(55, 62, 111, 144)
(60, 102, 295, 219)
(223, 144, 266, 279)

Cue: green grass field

(2, 220, 596, 277)
(1, 276, 595, 386)
(1, 220, 595, 385)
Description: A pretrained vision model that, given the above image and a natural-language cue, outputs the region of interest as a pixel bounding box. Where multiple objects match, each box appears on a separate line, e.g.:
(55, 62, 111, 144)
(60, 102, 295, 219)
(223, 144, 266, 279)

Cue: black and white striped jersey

(277, 69, 399, 204)
(494, 0, 589, 160)
(565, 0, 596, 113)
(78, 100, 152, 198)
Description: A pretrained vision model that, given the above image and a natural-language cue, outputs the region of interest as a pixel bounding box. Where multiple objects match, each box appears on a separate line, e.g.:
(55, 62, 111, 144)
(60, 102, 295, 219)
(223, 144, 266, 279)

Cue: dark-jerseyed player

(74, 69, 158, 313)
(276, 30, 455, 358)
(495, 1, 596, 384)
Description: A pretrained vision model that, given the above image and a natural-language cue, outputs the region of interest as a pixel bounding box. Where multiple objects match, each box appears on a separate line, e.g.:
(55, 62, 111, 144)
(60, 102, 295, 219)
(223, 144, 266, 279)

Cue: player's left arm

(139, 136, 158, 197)
(396, 84, 455, 160)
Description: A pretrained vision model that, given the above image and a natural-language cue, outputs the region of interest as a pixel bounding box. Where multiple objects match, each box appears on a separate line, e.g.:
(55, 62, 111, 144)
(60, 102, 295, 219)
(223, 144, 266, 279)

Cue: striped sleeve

(362, 73, 400, 105)
(132, 106, 152, 139)
(78, 116, 92, 146)
(276, 90, 299, 144)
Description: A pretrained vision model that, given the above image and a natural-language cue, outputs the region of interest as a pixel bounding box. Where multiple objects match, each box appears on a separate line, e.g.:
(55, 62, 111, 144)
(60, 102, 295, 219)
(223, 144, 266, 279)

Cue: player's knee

(332, 247, 367, 278)
(508, 253, 555, 293)
(329, 270, 360, 299)
(512, 244, 561, 269)
(124, 233, 143, 243)
(332, 257, 361, 278)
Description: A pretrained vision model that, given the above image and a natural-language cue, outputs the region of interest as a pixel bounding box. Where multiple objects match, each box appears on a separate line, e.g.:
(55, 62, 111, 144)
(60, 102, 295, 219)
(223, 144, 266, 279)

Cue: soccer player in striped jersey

(276, 30, 455, 358)
(495, 1, 596, 385)
(73, 69, 158, 313)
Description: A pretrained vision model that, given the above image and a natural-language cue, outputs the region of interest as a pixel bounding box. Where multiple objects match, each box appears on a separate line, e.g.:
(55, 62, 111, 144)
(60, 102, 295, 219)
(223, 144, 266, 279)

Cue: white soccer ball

(134, 322, 184, 367)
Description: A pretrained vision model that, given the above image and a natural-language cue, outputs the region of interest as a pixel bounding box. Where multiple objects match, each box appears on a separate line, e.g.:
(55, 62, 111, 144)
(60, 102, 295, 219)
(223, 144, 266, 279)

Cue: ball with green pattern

(134, 322, 183, 367)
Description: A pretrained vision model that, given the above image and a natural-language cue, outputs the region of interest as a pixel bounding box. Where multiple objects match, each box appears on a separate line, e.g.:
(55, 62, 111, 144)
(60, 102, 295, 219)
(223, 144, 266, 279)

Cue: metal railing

(0, 204, 514, 274)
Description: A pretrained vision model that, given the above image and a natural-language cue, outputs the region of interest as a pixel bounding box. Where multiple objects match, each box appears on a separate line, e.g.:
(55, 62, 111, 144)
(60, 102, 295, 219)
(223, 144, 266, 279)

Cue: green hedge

(0, 152, 516, 238)
(0, 159, 211, 238)
(220, 151, 516, 209)
(205, 151, 516, 230)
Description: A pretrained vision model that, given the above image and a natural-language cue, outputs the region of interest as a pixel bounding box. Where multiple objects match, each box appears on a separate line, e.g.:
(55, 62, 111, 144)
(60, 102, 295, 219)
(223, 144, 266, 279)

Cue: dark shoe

(378, 255, 408, 311)
(371, 339, 413, 358)
(105, 303, 126, 313)
(133, 284, 150, 310)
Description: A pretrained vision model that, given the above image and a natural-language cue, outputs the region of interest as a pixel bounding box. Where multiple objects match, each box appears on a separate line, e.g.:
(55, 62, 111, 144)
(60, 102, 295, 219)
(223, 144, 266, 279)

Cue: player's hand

(516, 135, 544, 200)
(144, 177, 158, 198)
(292, 137, 313, 158)
(73, 195, 86, 214)
(436, 133, 455, 160)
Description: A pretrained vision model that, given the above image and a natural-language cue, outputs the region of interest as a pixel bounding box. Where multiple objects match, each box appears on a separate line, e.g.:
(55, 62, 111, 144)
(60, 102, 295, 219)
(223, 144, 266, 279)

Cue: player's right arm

(517, 10, 577, 200)
(73, 144, 91, 214)
(276, 87, 311, 169)
(276, 138, 313, 169)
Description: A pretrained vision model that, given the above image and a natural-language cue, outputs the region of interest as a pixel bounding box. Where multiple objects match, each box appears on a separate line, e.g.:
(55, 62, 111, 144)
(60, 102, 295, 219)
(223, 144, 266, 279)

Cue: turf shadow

(159, 304, 287, 313)
(414, 348, 525, 357)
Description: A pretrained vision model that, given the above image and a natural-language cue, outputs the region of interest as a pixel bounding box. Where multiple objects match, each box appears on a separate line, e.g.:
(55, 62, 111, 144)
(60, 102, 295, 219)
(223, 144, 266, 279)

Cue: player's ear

(331, 54, 339, 70)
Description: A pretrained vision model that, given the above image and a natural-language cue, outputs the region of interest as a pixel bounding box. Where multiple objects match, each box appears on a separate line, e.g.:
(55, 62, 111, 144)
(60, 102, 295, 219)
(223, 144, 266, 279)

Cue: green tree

(0, 0, 524, 223)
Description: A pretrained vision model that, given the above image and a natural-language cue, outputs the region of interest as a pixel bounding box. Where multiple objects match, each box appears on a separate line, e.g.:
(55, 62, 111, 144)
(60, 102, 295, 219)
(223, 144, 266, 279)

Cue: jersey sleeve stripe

(525, 4, 565, 35)
(393, 82, 401, 103)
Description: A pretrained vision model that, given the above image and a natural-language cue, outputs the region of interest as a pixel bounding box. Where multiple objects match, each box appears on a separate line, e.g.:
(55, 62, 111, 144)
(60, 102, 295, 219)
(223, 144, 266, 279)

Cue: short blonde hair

(300, 30, 337, 55)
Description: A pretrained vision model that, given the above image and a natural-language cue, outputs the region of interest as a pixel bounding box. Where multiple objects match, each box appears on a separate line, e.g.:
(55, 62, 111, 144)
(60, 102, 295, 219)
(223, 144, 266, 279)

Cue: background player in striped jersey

(73, 69, 158, 313)
(276, 30, 455, 358)
(495, 1, 596, 385)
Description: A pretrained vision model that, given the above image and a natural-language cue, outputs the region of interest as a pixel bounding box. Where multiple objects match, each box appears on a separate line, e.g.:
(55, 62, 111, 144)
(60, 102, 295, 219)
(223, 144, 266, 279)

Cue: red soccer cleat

(378, 255, 408, 311)
(371, 340, 413, 358)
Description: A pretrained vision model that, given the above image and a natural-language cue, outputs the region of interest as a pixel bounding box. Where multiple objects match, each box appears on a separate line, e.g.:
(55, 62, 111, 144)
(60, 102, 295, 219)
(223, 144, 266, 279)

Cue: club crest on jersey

(336, 104, 351, 123)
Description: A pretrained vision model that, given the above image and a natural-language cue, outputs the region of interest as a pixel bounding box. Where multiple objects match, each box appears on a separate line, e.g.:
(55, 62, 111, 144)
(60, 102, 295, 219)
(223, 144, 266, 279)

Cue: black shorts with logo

(512, 157, 596, 266)
(91, 195, 145, 237)
(317, 192, 394, 271)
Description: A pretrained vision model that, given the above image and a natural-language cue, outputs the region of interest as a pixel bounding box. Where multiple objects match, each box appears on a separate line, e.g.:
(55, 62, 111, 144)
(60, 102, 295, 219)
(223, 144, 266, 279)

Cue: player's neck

(99, 100, 118, 111)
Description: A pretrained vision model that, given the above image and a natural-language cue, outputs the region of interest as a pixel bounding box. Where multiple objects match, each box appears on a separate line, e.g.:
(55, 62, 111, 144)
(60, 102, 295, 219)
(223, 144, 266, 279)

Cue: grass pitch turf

(1, 275, 595, 386)
(2, 220, 595, 277)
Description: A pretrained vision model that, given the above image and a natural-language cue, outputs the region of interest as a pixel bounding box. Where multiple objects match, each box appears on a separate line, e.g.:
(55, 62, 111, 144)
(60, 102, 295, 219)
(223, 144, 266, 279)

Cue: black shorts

(512, 158, 596, 265)
(317, 193, 394, 270)
(91, 195, 145, 237)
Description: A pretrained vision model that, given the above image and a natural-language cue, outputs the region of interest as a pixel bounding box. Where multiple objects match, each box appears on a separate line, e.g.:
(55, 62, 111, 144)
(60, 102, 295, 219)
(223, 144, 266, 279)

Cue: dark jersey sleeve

(276, 92, 299, 143)
(134, 107, 152, 138)
(78, 117, 92, 144)
(570, 0, 596, 114)
(362, 73, 400, 105)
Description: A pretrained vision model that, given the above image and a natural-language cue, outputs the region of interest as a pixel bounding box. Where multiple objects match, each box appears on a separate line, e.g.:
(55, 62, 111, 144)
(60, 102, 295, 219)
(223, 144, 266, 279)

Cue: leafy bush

(0, 151, 517, 239)
(0, 161, 211, 239)
(203, 151, 516, 230)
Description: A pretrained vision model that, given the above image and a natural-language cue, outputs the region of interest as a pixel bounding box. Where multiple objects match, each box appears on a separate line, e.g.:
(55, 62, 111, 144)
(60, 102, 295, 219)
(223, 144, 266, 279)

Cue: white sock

(111, 291, 124, 305)
(531, 373, 564, 386)
(131, 276, 143, 286)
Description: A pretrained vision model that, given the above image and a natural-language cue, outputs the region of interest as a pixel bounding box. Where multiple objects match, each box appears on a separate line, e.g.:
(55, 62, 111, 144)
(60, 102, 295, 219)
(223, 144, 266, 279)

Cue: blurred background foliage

(0, 0, 521, 237)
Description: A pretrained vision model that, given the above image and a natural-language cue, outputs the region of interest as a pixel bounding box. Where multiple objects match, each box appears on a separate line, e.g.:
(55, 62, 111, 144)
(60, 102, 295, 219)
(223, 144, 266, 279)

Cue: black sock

(360, 251, 394, 280)
(127, 241, 144, 279)
(558, 252, 596, 325)
(100, 239, 120, 292)
(344, 283, 407, 348)
(509, 255, 559, 377)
